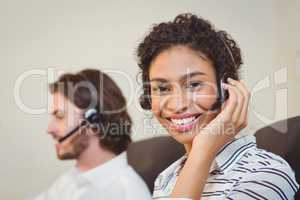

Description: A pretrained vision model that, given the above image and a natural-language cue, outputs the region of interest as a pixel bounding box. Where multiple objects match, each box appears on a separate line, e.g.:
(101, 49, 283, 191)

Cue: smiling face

(149, 46, 219, 145)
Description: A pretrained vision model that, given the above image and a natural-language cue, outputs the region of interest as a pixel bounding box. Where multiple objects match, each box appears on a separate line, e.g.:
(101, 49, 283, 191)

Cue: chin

(167, 129, 196, 145)
(55, 134, 90, 160)
(56, 144, 82, 160)
(57, 150, 78, 160)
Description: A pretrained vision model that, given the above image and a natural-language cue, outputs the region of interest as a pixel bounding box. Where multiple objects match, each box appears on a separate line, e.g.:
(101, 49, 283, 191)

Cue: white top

(34, 152, 152, 200)
(153, 135, 299, 200)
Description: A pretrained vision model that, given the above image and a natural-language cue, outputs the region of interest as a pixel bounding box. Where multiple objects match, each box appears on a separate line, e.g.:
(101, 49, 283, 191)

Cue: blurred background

(0, 0, 299, 199)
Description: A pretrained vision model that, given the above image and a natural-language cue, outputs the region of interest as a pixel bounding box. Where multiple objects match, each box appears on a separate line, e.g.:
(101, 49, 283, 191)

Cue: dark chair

(128, 116, 300, 198)
(127, 136, 185, 192)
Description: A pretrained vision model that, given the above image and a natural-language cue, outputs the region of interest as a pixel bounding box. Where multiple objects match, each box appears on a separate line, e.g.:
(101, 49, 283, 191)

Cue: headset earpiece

(84, 108, 100, 124)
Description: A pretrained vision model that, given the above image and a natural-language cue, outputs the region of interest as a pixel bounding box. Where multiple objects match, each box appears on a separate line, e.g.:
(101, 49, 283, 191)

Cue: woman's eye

(152, 85, 171, 94)
(187, 82, 203, 89)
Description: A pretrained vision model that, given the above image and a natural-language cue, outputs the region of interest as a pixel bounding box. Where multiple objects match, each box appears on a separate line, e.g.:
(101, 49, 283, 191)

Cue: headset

(58, 108, 100, 143)
(211, 32, 238, 110)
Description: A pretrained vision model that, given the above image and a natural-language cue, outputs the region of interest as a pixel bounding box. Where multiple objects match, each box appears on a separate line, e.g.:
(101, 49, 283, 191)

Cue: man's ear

(87, 124, 102, 137)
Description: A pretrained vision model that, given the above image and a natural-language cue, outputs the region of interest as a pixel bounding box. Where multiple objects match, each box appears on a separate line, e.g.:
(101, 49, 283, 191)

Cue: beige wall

(274, 0, 300, 117)
(0, 0, 299, 199)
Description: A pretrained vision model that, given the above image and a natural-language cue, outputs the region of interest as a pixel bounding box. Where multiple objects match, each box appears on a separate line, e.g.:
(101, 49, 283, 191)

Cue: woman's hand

(192, 78, 250, 157)
(171, 78, 250, 200)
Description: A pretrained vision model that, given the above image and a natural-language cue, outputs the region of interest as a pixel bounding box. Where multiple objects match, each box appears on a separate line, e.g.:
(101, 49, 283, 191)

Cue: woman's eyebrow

(149, 78, 168, 83)
(149, 72, 205, 83)
(180, 71, 206, 82)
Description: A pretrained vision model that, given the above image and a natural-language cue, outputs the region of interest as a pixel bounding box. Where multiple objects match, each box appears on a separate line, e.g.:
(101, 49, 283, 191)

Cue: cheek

(193, 87, 218, 110)
(65, 114, 80, 130)
(56, 121, 66, 137)
(150, 95, 163, 115)
(151, 96, 170, 126)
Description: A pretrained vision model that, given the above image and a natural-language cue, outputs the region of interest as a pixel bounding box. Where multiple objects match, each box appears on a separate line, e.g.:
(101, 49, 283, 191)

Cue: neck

(184, 142, 193, 155)
(75, 138, 116, 172)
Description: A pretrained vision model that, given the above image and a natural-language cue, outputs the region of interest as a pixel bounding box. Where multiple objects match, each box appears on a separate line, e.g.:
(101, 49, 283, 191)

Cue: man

(35, 69, 151, 199)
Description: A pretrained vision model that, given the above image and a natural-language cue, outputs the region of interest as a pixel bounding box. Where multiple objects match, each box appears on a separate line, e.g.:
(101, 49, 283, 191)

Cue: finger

(228, 79, 250, 131)
(227, 78, 246, 126)
(221, 83, 237, 122)
(231, 79, 250, 126)
(217, 83, 240, 137)
(238, 80, 251, 127)
(227, 86, 243, 130)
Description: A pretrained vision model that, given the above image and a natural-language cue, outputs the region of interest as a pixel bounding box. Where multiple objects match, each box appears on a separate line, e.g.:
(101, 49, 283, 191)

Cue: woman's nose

(165, 91, 189, 114)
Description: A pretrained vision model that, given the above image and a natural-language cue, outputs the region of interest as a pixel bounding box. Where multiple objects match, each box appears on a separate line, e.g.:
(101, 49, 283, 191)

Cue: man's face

(47, 92, 90, 160)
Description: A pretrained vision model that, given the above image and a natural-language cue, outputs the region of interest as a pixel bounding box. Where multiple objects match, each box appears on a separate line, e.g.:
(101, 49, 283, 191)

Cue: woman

(136, 13, 298, 199)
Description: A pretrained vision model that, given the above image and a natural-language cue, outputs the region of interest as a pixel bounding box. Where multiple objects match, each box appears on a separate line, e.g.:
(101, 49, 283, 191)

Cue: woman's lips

(166, 113, 202, 132)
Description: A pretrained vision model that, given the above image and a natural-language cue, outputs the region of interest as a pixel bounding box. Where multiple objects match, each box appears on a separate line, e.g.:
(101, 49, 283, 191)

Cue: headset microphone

(58, 108, 99, 143)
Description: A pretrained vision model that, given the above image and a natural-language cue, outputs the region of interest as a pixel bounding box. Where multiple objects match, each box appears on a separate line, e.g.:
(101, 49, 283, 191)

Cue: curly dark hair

(49, 69, 132, 155)
(136, 13, 243, 110)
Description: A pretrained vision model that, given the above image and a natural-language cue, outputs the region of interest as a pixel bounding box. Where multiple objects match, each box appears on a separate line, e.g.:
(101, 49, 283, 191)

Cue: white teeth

(170, 116, 196, 125)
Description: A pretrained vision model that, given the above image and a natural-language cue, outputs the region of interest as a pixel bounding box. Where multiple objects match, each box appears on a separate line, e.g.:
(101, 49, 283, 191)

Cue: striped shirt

(153, 135, 299, 200)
